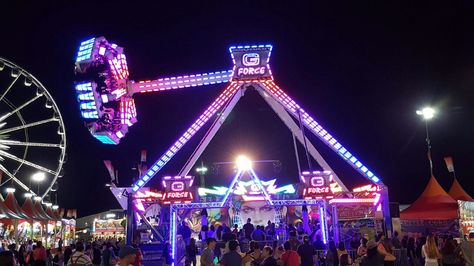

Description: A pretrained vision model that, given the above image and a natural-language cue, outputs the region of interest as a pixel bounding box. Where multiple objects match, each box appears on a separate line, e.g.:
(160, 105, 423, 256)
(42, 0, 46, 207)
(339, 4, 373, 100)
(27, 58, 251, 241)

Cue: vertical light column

(319, 202, 328, 244)
(170, 206, 177, 266)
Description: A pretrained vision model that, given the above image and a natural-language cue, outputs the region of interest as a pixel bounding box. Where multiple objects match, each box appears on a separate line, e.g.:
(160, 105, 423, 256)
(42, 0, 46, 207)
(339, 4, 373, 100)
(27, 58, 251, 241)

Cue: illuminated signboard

(300, 171, 338, 199)
(230, 45, 273, 82)
(198, 179, 295, 202)
(162, 176, 194, 204)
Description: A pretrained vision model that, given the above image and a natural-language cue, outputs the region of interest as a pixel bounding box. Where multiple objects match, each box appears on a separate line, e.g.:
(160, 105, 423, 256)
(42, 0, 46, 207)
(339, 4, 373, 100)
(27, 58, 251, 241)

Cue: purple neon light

(229, 44, 273, 83)
(132, 82, 240, 191)
(319, 206, 328, 244)
(262, 80, 382, 185)
(136, 70, 233, 93)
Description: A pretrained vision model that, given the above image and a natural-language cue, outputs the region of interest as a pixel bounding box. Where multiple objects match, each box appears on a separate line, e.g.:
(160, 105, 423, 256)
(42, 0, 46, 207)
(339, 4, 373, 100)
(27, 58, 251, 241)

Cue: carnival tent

(34, 200, 53, 220)
(4, 192, 34, 220)
(22, 198, 44, 220)
(400, 176, 458, 220)
(0, 194, 22, 219)
(448, 178, 473, 201)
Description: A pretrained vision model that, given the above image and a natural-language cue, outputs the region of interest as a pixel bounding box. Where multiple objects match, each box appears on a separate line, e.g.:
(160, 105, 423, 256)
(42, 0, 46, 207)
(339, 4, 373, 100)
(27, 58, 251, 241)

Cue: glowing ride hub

(74, 37, 391, 263)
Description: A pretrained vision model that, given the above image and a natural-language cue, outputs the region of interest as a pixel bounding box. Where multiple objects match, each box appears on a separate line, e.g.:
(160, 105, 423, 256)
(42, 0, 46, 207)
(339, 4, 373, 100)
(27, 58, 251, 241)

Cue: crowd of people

(173, 218, 474, 266)
(0, 237, 143, 266)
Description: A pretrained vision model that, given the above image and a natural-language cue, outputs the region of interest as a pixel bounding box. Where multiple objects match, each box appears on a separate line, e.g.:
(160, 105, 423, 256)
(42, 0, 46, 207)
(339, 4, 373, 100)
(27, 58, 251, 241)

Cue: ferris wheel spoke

(0, 150, 58, 175)
(0, 164, 32, 193)
(0, 94, 43, 122)
(0, 117, 57, 135)
(0, 75, 20, 102)
(0, 140, 62, 148)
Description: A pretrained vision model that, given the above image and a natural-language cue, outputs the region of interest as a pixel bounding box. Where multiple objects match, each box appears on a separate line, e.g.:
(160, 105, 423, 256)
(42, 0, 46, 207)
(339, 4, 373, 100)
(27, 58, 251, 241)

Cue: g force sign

(230, 45, 273, 82)
(161, 175, 194, 204)
(300, 171, 335, 199)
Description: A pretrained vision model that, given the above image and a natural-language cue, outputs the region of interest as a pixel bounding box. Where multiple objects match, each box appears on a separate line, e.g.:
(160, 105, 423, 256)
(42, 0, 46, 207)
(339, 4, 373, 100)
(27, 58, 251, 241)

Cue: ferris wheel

(0, 58, 66, 200)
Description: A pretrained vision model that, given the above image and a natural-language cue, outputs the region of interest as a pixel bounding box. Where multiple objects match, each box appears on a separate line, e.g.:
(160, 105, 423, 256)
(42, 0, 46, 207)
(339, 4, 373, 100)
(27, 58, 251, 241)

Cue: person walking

(440, 239, 461, 266)
(361, 241, 386, 266)
(460, 232, 474, 266)
(185, 238, 198, 266)
(101, 243, 117, 266)
(33, 242, 47, 266)
(220, 240, 242, 266)
(326, 241, 340, 266)
(280, 241, 299, 266)
(421, 235, 439, 266)
(91, 244, 101, 266)
(260, 246, 278, 266)
(243, 219, 255, 241)
(116, 246, 138, 266)
(67, 242, 92, 266)
(297, 235, 316, 266)
(200, 238, 216, 266)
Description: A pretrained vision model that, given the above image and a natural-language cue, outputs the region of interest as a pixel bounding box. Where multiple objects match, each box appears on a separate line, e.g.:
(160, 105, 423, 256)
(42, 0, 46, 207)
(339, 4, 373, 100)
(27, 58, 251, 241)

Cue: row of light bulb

(4, 187, 58, 209)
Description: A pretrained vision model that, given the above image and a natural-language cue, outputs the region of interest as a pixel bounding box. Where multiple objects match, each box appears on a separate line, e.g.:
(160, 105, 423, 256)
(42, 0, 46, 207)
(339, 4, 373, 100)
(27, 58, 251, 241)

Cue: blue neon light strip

(219, 170, 243, 207)
(262, 81, 382, 185)
(93, 134, 116, 144)
(170, 209, 176, 266)
(76, 38, 95, 62)
(319, 206, 328, 244)
(131, 82, 240, 192)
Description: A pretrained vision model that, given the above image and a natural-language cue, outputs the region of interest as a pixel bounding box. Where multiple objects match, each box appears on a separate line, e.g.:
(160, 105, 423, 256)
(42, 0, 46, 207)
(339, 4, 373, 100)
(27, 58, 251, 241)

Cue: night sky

(1, 1, 473, 217)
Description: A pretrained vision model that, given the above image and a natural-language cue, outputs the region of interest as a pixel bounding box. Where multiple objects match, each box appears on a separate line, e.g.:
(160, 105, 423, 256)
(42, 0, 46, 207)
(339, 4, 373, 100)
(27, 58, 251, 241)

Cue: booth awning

(0, 194, 22, 219)
(4, 192, 34, 220)
(400, 176, 458, 220)
(448, 178, 473, 201)
(22, 198, 45, 220)
(34, 200, 53, 220)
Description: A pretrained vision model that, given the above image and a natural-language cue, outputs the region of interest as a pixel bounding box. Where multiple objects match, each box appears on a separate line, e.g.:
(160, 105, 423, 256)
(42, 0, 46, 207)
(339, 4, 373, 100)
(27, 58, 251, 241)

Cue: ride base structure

(74, 37, 392, 264)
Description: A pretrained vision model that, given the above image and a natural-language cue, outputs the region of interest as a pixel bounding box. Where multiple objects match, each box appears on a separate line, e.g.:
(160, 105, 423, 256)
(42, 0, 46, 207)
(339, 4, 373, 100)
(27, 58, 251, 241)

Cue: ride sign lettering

(230, 45, 273, 82)
(301, 171, 334, 199)
(161, 175, 194, 204)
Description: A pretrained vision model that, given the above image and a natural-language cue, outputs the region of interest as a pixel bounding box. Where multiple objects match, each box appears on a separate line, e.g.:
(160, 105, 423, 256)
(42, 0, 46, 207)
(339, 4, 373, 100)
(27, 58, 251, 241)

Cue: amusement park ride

(74, 37, 391, 263)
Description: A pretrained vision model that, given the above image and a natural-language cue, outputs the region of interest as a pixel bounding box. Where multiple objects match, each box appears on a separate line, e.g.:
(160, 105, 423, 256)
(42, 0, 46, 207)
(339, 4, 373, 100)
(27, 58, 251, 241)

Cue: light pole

(196, 163, 208, 188)
(416, 107, 436, 176)
(31, 172, 46, 194)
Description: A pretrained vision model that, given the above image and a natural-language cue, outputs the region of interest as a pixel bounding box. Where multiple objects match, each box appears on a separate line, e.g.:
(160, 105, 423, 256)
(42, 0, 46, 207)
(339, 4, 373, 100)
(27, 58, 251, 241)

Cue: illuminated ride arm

(261, 80, 384, 187)
(128, 70, 233, 94)
(131, 82, 240, 191)
(73, 36, 232, 145)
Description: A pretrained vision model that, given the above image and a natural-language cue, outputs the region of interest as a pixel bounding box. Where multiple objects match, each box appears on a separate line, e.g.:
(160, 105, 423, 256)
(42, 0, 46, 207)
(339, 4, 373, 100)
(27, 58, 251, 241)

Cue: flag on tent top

(444, 157, 455, 173)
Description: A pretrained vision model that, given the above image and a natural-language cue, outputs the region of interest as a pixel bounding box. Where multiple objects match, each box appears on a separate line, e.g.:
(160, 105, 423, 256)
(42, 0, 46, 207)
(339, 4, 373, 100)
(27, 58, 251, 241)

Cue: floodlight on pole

(52, 205, 59, 210)
(416, 107, 435, 120)
(416, 106, 436, 176)
(24, 192, 33, 198)
(5, 187, 15, 193)
(196, 166, 208, 174)
(236, 155, 252, 171)
(34, 196, 42, 201)
(31, 172, 46, 182)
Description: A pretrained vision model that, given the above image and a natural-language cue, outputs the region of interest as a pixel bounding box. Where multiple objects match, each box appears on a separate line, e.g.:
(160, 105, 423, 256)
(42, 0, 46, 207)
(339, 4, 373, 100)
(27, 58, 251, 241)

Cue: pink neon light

(353, 184, 382, 193)
(310, 176, 325, 187)
(373, 193, 381, 206)
(171, 181, 185, 191)
(137, 71, 232, 93)
(329, 198, 376, 204)
(108, 54, 129, 80)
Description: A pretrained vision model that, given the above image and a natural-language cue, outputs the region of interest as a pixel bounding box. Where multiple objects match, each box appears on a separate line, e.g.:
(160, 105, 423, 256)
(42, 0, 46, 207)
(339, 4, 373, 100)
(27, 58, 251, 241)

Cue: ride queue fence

(173, 238, 408, 266)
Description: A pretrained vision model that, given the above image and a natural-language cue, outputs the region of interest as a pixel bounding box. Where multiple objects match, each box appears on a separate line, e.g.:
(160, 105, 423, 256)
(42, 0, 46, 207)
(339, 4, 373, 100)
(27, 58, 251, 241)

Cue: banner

(458, 200, 474, 237)
(444, 157, 455, 173)
(337, 205, 375, 220)
(400, 219, 458, 236)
